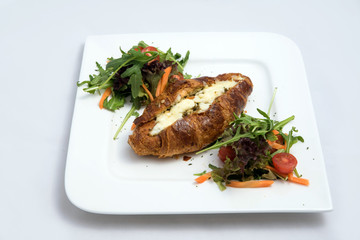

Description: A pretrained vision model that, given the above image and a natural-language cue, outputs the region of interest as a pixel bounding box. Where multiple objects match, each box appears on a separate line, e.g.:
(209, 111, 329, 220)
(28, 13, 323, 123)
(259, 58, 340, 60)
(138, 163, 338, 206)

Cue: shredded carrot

(265, 165, 288, 178)
(156, 66, 172, 97)
(141, 82, 154, 101)
(226, 180, 274, 188)
(288, 173, 310, 186)
(267, 140, 286, 150)
(272, 129, 279, 135)
(155, 79, 162, 97)
(131, 123, 136, 131)
(267, 130, 287, 149)
(266, 166, 309, 186)
(99, 87, 112, 109)
(160, 66, 172, 93)
(195, 172, 212, 184)
(187, 96, 195, 100)
(172, 74, 182, 80)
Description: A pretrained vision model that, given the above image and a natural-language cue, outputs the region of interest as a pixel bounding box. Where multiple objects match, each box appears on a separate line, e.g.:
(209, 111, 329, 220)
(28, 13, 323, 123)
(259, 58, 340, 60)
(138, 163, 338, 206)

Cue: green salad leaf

(197, 109, 295, 154)
(102, 93, 126, 111)
(77, 41, 191, 138)
(196, 89, 304, 191)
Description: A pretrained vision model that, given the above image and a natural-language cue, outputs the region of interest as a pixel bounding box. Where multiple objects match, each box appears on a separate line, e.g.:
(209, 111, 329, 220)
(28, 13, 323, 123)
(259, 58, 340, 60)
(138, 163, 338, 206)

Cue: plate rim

(65, 32, 333, 214)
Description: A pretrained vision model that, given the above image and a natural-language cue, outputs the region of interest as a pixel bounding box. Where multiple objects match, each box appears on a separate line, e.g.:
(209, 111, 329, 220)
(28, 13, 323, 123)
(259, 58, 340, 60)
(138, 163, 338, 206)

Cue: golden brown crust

(133, 77, 213, 126)
(128, 73, 253, 158)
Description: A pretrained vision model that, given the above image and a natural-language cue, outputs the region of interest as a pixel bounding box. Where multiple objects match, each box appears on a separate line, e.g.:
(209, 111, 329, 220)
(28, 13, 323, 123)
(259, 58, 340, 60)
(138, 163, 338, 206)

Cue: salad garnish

(195, 89, 309, 191)
(77, 41, 191, 139)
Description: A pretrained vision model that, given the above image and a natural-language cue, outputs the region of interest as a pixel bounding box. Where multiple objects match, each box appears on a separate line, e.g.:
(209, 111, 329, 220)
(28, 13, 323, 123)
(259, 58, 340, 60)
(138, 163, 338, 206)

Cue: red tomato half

(275, 134, 285, 145)
(141, 46, 158, 52)
(272, 152, 298, 174)
(142, 46, 160, 62)
(218, 146, 236, 162)
(134, 46, 144, 51)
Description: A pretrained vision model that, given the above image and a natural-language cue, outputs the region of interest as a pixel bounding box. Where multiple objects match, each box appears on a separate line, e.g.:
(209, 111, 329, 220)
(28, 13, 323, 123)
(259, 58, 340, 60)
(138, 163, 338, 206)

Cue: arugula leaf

(131, 95, 142, 110)
(209, 164, 220, 170)
(270, 148, 286, 157)
(83, 57, 135, 93)
(283, 127, 304, 153)
(257, 108, 270, 119)
(77, 62, 113, 94)
(197, 112, 274, 154)
(273, 115, 295, 130)
(105, 57, 129, 72)
(211, 171, 227, 191)
(294, 168, 302, 178)
(143, 71, 162, 97)
(79, 41, 190, 101)
(77, 80, 90, 87)
(195, 88, 305, 191)
(78, 41, 192, 139)
(106, 48, 156, 70)
(193, 170, 207, 176)
(197, 110, 298, 154)
(215, 180, 227, 191)
(103, 93, 126, 111)
(122, 64, 143, 98)
(179, 50, 190, 70)
(137, 41, 149, 49)
(158, 48, 190, 73)
(90, 50, 156, 96)
(113, 103, 138, 140)
(208, 137, 274, 191)
(265, 130, 277, 142)
(267, 87, 278, 115)
(183, 73, 193, 79)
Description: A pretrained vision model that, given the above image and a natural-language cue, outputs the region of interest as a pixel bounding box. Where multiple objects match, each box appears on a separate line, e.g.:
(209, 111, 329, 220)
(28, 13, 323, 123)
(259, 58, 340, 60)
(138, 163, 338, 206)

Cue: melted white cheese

(150, 79, 238, 135)
(193, 80, 238, 112)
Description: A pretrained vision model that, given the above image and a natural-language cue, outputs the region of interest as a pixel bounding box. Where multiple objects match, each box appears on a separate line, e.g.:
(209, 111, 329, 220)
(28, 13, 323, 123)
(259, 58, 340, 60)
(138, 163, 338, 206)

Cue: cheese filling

(150, 80, 238, 135)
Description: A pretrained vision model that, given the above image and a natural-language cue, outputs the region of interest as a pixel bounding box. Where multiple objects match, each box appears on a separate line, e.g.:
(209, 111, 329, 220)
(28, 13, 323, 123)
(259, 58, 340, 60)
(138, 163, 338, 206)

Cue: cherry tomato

(275, 134, 285, 145)
(142, 46, 160, 62)
(134, 46, 144, 51)
(218, 146, 236, 162)
(141, 46, 158, 52)
(272, 152, 298, 174)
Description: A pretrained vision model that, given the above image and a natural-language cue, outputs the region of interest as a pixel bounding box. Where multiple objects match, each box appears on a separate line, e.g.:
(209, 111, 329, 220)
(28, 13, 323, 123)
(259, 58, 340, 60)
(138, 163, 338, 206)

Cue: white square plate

(65, 32, 332, 214)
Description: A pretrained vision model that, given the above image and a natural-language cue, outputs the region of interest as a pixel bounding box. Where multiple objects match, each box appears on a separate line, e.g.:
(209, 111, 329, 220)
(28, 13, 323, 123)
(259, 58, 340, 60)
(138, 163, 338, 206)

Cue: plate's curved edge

(64, 32, 333, 214)
(63, 37, 112, 215)
(266, 32, 334, 211)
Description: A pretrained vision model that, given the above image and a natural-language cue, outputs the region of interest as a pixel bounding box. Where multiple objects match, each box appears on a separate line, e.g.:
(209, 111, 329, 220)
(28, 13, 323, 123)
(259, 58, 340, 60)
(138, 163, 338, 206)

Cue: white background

(1, 0, 359, 239)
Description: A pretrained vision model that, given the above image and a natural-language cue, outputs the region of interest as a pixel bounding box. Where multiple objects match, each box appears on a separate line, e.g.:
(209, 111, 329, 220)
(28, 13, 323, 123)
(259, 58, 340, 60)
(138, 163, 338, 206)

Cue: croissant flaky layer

(128, 73, 253, 158)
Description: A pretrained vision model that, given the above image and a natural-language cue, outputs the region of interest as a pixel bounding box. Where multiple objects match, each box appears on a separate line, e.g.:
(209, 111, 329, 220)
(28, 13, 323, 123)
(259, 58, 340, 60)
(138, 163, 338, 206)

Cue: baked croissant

(128, 73, 253, 158)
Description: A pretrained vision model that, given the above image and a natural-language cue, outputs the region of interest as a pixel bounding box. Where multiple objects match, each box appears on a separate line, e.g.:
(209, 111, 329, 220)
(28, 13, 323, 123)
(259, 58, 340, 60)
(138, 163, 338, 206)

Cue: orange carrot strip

(265, 166, 288, 178)
(266, 166, 309, 186)
(195, 172, 212, 184)
(157, 66, 172, 96)
(141, 82, 154, 101)
(272, 129, 280, 135)
(172, 74, 181, 80)
(288, 173, 310, 186)
(226, 180, 274, 188)
(155, 78, 162, 97)
(131, 123, 136, 131)
(160, 66, 172, 93)
(267, 140, 286, 150)
(99, 87, 112, 109)
(270, 130, 287, 148)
